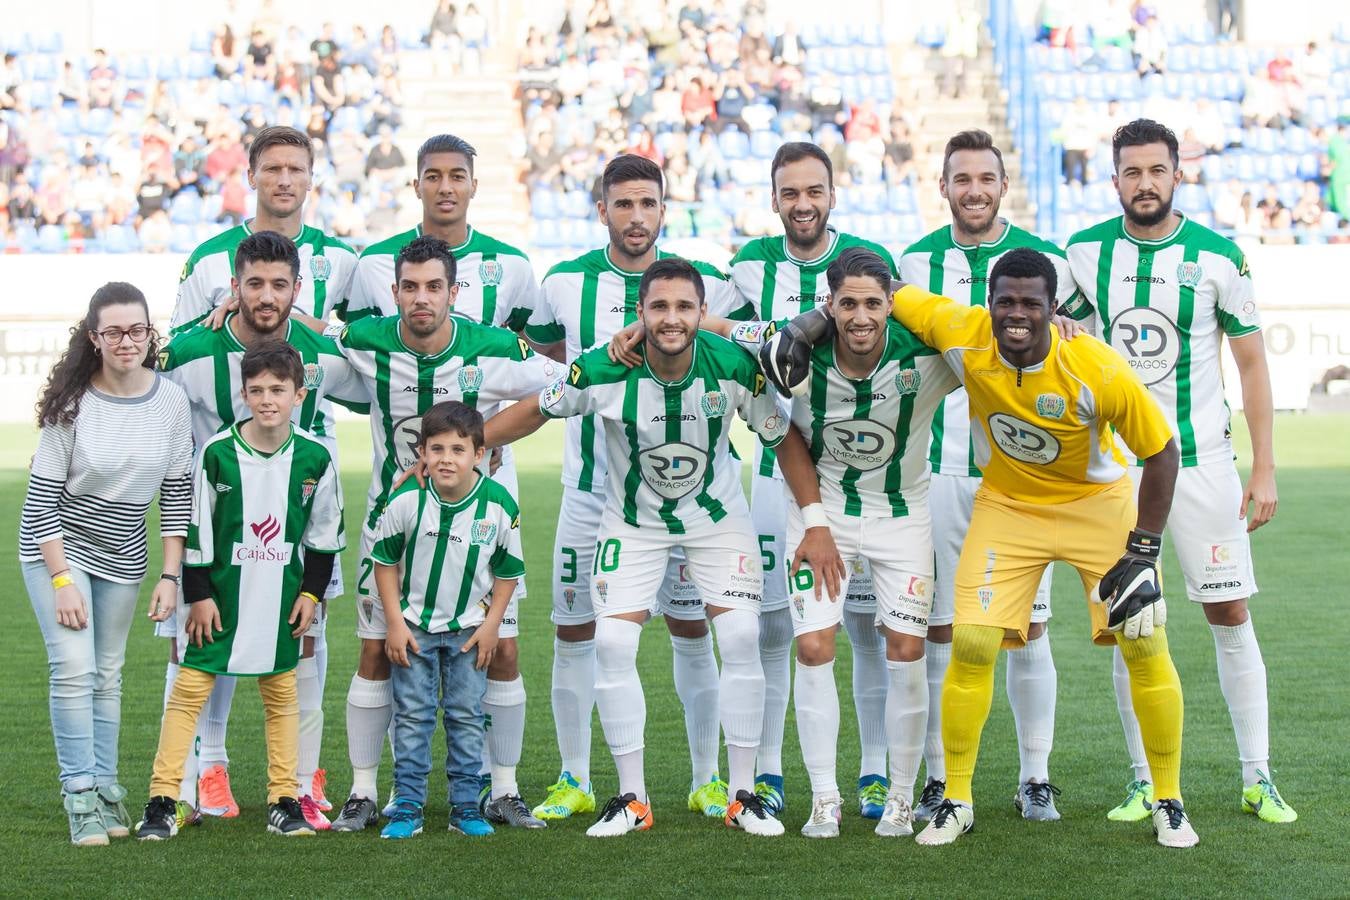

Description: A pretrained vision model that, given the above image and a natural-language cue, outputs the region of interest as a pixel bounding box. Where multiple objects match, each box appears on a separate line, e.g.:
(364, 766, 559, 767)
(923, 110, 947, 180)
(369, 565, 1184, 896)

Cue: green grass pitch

(4, 415, 1348, 897)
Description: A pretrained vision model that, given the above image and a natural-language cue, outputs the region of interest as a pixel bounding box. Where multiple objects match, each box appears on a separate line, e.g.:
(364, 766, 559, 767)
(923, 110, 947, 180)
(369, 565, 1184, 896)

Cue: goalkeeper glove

(1092, 528, 1167, 640)
(758, 306, 834, 398)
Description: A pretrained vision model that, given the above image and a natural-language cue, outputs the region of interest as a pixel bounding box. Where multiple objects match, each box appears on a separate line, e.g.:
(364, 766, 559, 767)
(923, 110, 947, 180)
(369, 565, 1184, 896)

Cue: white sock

(297, 656, 322, 798)
(923, 639, 951, 781)
(885, 657, 928, 803)
(1112, 646, 1153, 782)
(199, 675, 235, 768)
(614, 749, 646, 803)
(843, 609, 888, 778)
(1212, 618, 1270, 786)
(794, 659, 840, 797)
(1006, 632, 1057, 784)
(713, 608, 765, 798)
(594, 618, 646, 794)
(756, 606, 792, 777)
(671, 633, 721, 786)
(483, 675, 526, 798)
(551, 637, 595, 785)
(346, 674, 392, 800)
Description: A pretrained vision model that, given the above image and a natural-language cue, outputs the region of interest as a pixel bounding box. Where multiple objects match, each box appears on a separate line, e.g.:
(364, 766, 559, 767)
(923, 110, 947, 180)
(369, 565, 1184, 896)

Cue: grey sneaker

(484, 794, 548, 829)
(914, 778, 946, 823)
(799, 793, 842, 839)
(95, 783, 132, 838)
(65, 790, 109, 846)
(875, 793, 915, 837)
(1014, 781, 1063, 821)
(331, 795, 380, 832)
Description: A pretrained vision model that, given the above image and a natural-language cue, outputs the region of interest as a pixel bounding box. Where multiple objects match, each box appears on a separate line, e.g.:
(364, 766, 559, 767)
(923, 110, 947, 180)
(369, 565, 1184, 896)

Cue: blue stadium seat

(170, 225, 196, 254)
(35, 31, 63, 54)
(533, 220, 563, 249)
(719, 129, 749, 160)
(1297, 153, 1321, 180)
(187, 54, 215, 79)
(561, 191, 591, 220)
(1201, 155, 1223, 183)
(55, 107, 81, 137)
(530, 191, 559, 219)
(102, 226, 134, 253)
(1170, 46, 1195, 73)
(27, 82, 53, 109)
(170, 193, 203, 225)
(1198, 45, 1219, 73)
(749, 129, 778, 160)
(85, 108, 113, 136)
(1098, 46, 1132, 72)
(863, 49, 888, 76)
(1176, 183, 1211, 213)
(37, 225, 67, 253)
(888, 184, 917, 214)
(189, 30, 212, 53)
(155, 57, 182, 81)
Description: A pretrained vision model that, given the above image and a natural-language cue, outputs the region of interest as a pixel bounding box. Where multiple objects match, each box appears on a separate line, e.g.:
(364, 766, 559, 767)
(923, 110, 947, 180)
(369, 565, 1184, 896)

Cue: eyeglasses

(93, 324, 153, 346)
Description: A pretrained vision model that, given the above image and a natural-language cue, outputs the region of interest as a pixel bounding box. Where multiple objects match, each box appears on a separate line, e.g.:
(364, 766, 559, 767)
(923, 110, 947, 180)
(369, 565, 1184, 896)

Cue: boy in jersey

(766, 247, 959, 837)
(373, 402, 525, 840)
(488, 258, 788, 837)
(137, 341, 344, 839)
(765, 248, 1197, 848)
(1065, 118, 1294, 824)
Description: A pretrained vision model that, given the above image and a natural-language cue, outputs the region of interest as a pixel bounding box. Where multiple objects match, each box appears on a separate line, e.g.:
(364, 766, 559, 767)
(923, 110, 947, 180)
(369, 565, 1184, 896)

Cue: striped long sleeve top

(19, 376, 194, 583)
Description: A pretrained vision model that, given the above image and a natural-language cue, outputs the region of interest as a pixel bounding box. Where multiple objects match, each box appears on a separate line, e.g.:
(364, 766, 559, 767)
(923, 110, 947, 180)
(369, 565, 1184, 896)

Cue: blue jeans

(390, 622, 487, 808)
(23, 561, 141, 793)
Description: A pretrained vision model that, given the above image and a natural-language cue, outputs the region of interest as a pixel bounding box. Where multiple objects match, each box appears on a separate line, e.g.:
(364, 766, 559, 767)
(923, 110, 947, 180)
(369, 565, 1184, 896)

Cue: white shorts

(551, 487, 704, 626)
(785, 501, 934, 638)
(590, 512, 762, 619)
(750, 474, 789, 612)
(931, 472, 1053, 627)
(1129, 463, 1257, 602)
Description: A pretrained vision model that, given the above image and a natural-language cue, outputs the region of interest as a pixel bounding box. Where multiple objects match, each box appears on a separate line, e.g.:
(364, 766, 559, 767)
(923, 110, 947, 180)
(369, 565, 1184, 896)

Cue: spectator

(204, 127, 247, 185)
(71, 166, 107, 232)
(884, 116, 917, 184)
(139, 209, 171, 252)
(275, 61, 305, 107)
(106, 173, 135, 226)
(687, 127, 728, 189)
(460, 3, 489, 74)
(310, 22, 341, 66)
(88, 49, 118, 110)
(172, 136, 207, 197)
(1059, 97, 1099, 185)
(330, 190, 366, 240)
(1295, 41, 1331, 98)
(1234, 191, 1262, 242)
(525, 129, 565, 189)
(1133, 14, 1166, 77)
(1178, 128, 1206, 184)
(244, 29, 276, 83)
(374, 63, 403, 106)
(681, 76, 716, 129)
(715, 69, 752, 133)
(429, 0, 460, 50)
(1292, 182, 1323, 229)
(278, 25, 312, 83)
(1192, 98, 1226, 152)
(376, 25, 402, 73)
(1, 53, 20, 110)
(586, 0, 620, 45)
(1092, 0, 1134, 49)
(364, 127, 406, 181)
(8, 171, 37, 226)
(819, 128, 849, 185)
(1256, 182, 1285, 225)
(312, 55, 345, 112)
(1328, 122, 1350, 218)
(1216, 0, 1237, 38)
(347, 25, 376, 74)
(942, 4, 982, 98)
(56, 60, 84, 110)
(304, 105, 329, 143)
(211, 24, 238, 78)
(1242, 68, 1287, 129)
(630, 128, 664, 166)
(665, 153, 699, 203)
(1212, 178, 1244, 230)
(135, 171, 170, 221)
(772, 20, 806, 67)
(218, 166, 247, 224)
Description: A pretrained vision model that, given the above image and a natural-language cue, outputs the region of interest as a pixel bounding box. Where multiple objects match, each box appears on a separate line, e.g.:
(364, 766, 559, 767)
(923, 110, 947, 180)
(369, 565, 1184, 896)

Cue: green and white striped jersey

(539, 334, 787, 533)
(169, 222, 358, 332)
(898, 222, 1080, 477)
(727, 228, 899, 479)
(370, 475, 525, 633)
(1064, 214, 1260, 467)
(159, 316, 370, 454)
(341, 225, 540, 329)
(335, 315, 562, 527)
(183, 424, 345, 676)
(524, 245, 739, 493)
(788, 321, 958, 517)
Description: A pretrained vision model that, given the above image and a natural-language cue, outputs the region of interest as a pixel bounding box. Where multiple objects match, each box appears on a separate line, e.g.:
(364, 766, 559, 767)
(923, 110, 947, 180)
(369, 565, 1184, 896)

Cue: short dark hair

(602, 153, 664, 199)
(419, 400, 484, 450)
(416, 133, 477, 176)
(942, 129, 1005, 180)
(826, 246, 892, 296)
(395, 234, 457, 284)
(988, 247, 1058, 305)
(235, 230, 300, 280)
(770, 141, 833, 191)
(1112, 118, 1179, 170)
(248, 125, 314, 173)
(240, 339, 304, 389)
(638, 257, 705, 304)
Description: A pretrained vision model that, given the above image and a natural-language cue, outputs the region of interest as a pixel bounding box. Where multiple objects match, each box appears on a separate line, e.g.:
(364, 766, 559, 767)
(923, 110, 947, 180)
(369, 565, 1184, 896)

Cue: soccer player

(754, 247, 958, 837)
(523, 154, 743, 821)
(764, 248, 1197, 848)
(898, 130, 1080, 821)
(342, 135, 542, 814)
(1064, 119, 1295, 823)
(330, 235, 560, 833)
(489, 257, 789, 837)
(158, 231, 368, 830)
(136, 341, 345, 840)
(373, 402, 525, 840)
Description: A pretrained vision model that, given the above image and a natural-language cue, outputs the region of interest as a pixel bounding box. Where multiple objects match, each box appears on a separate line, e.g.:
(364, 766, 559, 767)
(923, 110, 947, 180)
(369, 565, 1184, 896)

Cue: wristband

(801, 503, 829, 530)
(160, 573, 180, 585)
(298, 591, 321, 605)
(51, 573, 74, 589)
(1125, 528, 1163, 559)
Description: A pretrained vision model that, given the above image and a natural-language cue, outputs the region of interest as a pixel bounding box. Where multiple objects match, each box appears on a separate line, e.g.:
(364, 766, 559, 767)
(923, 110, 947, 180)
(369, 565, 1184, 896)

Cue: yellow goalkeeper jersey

(890, 285, 1173, 504)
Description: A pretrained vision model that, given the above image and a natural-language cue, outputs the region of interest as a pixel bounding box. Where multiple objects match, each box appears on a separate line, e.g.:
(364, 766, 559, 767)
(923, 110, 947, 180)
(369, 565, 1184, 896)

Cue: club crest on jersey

(1176, 261, 1203, 288)
(303, 363, 324, 390)
(563, 587, 577, 610)
(301, 477, 318, 503)
(594, 579, 608, 603)
(792, 594, 805, 617)
(1036, 393, 1066, 419)
(470, 519, 498, 546)
(700, 391, 728, 418)
(478, 259, 504, 287)
(977, 586, 994, 611)
(895, 368, 921, 395)
(458, 366, 484, 392)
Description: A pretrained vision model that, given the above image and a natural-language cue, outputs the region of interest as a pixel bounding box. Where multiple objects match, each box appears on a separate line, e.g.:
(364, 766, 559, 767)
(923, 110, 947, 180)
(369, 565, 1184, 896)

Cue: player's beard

(239, 300, 290, 336)
(648, 326, 695, 359)
(783, 208, 828, 254)
(951, 195, 999, 240)
(610, 225, 657, 264)
(1124, 190, 1174, 228)
(404, 308, 446, 338)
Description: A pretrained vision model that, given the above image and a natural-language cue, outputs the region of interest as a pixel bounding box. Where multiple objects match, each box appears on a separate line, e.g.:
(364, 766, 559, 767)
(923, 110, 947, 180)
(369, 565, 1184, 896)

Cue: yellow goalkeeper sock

(1117, 628, 1184, 802)
(942, 624, 1004, 805)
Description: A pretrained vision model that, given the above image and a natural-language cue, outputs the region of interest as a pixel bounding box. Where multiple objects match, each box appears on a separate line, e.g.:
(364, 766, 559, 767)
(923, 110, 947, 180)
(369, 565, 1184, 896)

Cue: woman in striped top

(19, 282, 193, 847)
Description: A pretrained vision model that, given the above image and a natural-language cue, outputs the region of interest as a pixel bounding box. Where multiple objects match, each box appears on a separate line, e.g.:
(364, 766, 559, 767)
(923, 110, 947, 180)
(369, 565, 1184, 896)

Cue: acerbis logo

(1122, 275, 1166, 284)
(822, 418, 897, 471)
(1109, 307, 1180, 385)
(424, 530, 463, 543)
(638, 442, 709, 499)
(402, 385, 448, 393)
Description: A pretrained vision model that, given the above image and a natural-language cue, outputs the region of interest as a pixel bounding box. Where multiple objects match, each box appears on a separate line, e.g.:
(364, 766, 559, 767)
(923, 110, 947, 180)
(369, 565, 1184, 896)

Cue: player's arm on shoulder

(889, 283, 969, 348)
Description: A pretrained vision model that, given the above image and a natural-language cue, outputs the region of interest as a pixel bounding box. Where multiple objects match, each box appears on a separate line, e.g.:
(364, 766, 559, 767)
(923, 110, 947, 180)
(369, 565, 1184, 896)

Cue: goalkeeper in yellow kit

(761, 247, 1197, 848)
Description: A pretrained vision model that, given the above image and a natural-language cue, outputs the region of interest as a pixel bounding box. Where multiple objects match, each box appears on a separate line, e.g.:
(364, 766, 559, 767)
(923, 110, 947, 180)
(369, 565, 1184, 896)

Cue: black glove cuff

(1126, 528, 1163, 559)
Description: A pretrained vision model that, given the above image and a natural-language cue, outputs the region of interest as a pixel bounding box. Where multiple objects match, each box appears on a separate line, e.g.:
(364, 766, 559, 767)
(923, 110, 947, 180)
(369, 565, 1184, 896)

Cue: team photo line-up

(21, 116, 1293, 850)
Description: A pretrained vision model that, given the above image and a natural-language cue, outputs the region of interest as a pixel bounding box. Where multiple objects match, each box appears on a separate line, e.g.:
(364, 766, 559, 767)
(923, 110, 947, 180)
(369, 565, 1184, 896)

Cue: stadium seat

(27, 82, 53, 109)
(719, 130, 750, 161)
(533, 220, 563, 249)
(36, 226, 66, 253)
(888, 184, 917, 214)
(1176, 183, 1211, 213)
(530, 191, 559, 220)
(170, 193, 203, 225)
(749, 129, 778, 160)
(35, 30, 62, 54)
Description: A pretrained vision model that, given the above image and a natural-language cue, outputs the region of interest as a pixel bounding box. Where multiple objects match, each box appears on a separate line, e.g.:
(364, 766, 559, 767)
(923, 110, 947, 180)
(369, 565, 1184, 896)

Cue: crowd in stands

(516, 0, 930, 252)
(0, 3, 448, 253)
(1034, 3, 1350, 244)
